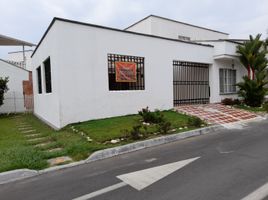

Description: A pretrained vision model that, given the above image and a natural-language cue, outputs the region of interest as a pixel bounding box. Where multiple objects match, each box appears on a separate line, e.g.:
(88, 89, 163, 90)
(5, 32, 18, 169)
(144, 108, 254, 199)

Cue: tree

(0, 77, 9, 106)
(236, 34, 268, 107)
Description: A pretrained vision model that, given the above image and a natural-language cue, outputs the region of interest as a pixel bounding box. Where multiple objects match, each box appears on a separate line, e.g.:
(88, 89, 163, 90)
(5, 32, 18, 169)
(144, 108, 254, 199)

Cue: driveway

(175, 103, 258, 124)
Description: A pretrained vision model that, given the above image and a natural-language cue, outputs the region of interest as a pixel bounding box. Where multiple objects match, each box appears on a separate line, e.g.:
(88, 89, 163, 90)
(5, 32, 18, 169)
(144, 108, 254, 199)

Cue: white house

(0, 59, 32, 113)
(31, 15, 247, 129)
(0, 34, 34, 113)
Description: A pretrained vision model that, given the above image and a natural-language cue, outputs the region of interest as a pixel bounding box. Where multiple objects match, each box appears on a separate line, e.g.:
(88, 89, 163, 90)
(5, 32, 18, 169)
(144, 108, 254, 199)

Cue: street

(1, 119, 268, 200)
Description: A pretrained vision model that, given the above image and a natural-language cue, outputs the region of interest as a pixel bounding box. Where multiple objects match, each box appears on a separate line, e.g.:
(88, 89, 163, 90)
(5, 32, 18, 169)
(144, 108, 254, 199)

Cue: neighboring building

(0, 59, 32, 113)
(31, 15, 247, 129)
(0, 34, 35, 113)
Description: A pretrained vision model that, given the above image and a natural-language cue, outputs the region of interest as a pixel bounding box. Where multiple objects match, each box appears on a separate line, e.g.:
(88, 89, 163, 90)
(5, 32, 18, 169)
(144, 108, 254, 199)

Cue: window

(43, 57, 52, 93)
(108, 54, 145, 90)
(219, 69, 236, 94)
(178, 35, 191, 41)
(36, 66, 42, 94)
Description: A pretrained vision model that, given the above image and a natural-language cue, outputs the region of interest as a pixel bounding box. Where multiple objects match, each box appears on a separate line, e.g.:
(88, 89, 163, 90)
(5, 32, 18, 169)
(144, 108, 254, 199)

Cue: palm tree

(236, 34, 268, 107)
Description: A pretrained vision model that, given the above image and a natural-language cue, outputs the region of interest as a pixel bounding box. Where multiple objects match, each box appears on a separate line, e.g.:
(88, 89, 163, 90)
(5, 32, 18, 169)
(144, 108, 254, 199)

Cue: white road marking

(72, 182, 127, 200)
(241, 182, 268, 200)
(117, 157, 200, 191)
(145, 158, 157, 163)
(72, 157, 200, 199)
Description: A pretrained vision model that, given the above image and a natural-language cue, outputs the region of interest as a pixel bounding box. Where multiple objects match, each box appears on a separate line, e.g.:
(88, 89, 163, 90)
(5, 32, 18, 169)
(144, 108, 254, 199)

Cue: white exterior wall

(127, 16, 228, 41)
(31, 25, 61, 129)
(209, 59, 247, 103)
(0, 60, 29, 113)
(32, 20, 214, 129)
(126, 18, 152, 35)
(203, 41, 247, 103)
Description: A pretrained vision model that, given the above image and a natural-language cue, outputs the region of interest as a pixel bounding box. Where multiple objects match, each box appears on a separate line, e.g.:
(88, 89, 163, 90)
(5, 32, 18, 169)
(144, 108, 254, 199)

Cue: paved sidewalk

(175, 104, 257, 124)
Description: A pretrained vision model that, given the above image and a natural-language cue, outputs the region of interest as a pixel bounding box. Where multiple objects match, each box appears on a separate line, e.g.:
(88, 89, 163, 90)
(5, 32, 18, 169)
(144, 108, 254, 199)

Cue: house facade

(31, 15, 247, 129)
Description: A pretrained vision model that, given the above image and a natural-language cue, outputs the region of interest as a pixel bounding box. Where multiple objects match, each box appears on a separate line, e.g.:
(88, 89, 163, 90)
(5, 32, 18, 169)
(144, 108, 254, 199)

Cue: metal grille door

(173, 61, 210, 106)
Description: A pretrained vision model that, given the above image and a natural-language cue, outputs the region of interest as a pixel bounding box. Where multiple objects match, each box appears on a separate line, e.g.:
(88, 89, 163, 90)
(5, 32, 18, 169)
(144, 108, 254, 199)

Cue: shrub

(157, 121, 172, 134)
(138, 107, 164, 123)
(221, 98, 235, 105)
(187, 116, 203, 127)
(129, 125, 146, 140)
(0, 77, 9, 106)
(263, 102, 268, 112)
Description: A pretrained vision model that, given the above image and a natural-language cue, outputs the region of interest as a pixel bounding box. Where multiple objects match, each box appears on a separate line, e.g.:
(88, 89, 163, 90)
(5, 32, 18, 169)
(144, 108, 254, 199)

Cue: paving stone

(25, 134, 42, 138)
(18, 127, 33, 130)
(21, 130, 36, 134)
(46, 148, 63, 153)
(47, 156, 72, 166)
(35, 142, 52, 148)
(27, 137, 47, 142)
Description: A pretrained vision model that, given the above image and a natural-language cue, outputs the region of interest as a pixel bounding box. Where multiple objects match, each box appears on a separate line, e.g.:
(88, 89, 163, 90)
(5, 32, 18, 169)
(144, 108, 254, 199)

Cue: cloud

(0, 0, 268, 57)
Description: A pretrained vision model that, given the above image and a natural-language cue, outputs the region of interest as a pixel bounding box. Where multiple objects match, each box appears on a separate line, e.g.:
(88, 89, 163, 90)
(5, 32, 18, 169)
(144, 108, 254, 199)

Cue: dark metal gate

(173, 61, 210, 106)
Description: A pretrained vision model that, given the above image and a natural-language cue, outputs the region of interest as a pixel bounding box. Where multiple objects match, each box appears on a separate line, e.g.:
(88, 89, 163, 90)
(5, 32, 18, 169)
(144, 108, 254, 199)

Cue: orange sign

(115, 61, 137, 82)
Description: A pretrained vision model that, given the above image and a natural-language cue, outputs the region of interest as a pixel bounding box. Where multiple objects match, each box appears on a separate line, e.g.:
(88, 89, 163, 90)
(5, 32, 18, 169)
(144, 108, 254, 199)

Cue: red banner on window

(115, 61, 137, 82)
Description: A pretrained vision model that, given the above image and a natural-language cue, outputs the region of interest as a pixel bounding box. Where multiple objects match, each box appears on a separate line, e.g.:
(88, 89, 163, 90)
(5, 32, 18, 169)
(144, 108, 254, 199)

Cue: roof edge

(32, 17, 214, 58)
(125, 14, 229, 35)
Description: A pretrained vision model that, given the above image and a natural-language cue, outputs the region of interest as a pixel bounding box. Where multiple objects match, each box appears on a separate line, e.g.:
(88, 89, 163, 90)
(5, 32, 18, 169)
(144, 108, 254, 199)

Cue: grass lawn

(0, 110, 204, 172)
(234, 104, 266, 112)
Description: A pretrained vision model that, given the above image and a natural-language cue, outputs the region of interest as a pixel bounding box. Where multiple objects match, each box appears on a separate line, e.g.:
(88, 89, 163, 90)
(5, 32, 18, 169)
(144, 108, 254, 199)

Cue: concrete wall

(32, 20, 214, 129)
(127, 16, 229, 41)
(0, 60, 29, 113)
(31, 24, 61, 129)
(209, 59, 247, 103)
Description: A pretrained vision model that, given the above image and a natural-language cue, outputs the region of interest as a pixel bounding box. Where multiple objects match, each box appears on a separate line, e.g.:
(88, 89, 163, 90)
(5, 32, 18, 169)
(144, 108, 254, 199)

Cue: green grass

(0, 110, 204, 173)
(234, 104, 266, 112)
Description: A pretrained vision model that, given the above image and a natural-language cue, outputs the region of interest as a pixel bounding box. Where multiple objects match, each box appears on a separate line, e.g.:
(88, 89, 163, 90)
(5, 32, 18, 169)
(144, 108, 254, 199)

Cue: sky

(1, 0, 268, 58)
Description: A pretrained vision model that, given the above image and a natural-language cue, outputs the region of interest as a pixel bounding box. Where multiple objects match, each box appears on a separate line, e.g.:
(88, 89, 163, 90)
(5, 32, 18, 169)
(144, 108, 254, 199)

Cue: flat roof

(125, 15, 229, 35)
(0, 34, 35, 46)
(32, 17, 214, 58)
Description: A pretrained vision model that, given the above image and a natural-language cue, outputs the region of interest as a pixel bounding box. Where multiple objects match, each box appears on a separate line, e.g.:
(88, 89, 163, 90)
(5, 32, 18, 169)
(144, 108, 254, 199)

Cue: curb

(0, 125, 223, 185)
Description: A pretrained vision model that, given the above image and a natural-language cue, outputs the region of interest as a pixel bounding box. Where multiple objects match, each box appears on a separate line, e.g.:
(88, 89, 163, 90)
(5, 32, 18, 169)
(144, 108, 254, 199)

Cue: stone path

(12, 115, 72, 166)
(175, 103, 258, 125)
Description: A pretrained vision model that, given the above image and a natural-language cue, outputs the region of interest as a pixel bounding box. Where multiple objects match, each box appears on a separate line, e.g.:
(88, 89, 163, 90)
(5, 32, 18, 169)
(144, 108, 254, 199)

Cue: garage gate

(173, 60, 210, 106)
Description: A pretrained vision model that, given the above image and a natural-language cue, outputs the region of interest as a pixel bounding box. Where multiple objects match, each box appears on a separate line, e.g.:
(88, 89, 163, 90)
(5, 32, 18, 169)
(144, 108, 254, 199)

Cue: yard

(0, 110, 204, 172)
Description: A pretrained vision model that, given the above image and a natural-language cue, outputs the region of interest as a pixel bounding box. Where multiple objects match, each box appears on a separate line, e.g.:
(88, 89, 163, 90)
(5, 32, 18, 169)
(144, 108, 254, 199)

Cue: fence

(0, 91, 33, 113)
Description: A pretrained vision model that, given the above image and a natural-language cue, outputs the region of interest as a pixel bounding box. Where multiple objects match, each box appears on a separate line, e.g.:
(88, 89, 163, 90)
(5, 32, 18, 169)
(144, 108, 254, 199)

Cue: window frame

(36, 66, 42, 94)
(43, 57, 52, 93)
(219, 68, 237, 94)
(107, 53, 145, 91)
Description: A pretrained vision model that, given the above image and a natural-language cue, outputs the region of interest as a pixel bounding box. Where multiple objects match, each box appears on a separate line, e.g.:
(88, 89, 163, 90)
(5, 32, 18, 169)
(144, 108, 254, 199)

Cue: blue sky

(1, 0, 268, 58)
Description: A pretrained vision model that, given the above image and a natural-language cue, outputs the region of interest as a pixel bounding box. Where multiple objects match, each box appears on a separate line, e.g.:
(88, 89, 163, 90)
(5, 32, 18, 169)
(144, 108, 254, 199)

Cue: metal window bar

(107, 54, 145, 91)
(173, 60, 209, 105)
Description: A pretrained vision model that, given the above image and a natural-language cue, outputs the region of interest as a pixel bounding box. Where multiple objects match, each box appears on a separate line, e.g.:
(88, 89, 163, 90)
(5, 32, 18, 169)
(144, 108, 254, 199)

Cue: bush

(221, 98, 235, 105)
(237, 76, 267, 107)
(187, 116, 203, 127)
(157, 121, 172, 134)
(221, 98, 241, 106)
(129, 125, 147, 140)
(0, 77, 9, 106)
(263, 102, 268, 112)
(138, 107, 164, 123)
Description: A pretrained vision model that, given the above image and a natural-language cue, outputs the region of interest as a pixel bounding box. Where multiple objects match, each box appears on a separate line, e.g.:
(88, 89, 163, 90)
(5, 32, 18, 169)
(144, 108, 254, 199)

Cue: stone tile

(35, 142, 52, 148)
(21, 130, 36, 134)
(46, 148, 63, 153)
(27, 137, 47, 142)
(47, 156, 72, 166)
(25, 133, 42, 138)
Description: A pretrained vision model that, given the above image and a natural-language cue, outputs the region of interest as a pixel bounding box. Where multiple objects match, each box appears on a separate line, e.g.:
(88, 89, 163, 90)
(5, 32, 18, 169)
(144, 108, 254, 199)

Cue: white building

(31, 15, 247, 129)
(0, 34, 34, 113)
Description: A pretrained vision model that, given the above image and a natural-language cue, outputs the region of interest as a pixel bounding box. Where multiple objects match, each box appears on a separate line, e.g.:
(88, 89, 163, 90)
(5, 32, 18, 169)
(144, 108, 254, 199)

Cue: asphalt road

(1, 119, 268, 200)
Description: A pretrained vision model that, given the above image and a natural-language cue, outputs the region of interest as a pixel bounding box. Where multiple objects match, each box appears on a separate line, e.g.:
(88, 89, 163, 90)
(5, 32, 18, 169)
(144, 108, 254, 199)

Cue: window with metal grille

(108, 54, 145, 90)
(36, 66, 42, 94)
(43, 57, 52, 93)
(219, 69, 236, 94)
